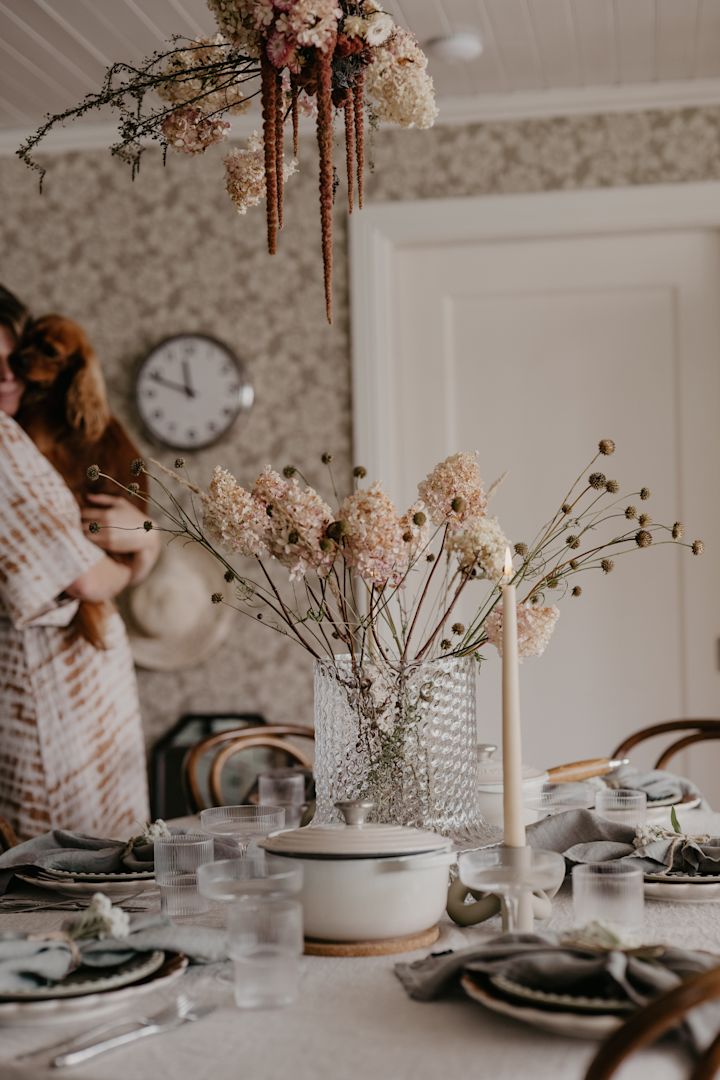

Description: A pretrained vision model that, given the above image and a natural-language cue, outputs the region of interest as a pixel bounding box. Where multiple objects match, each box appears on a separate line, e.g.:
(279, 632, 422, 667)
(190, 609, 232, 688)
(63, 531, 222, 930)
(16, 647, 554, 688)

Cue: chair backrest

(612, 720, 720, 771)
(153, 712, 267, 817)
(184, 724, 314, 811)
(585, 965, 720, 1080)
(0, 816, 18, 853)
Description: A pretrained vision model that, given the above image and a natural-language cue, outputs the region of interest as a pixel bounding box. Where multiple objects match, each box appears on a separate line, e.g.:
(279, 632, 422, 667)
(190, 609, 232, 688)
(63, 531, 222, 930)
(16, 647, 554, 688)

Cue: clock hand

(181, 360, 196, 398)
(149, 372, 194, 396)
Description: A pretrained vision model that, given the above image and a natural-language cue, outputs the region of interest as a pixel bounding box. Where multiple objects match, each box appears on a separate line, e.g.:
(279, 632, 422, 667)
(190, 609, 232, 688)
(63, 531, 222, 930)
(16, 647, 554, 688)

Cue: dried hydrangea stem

(290, 76, 300, 158)
(275, 71, 284, 230)
(344, 98, 355, 214)
(317, 49, 334, 324)
(260, 51, 278, 255)
(353, 70, 365, 210)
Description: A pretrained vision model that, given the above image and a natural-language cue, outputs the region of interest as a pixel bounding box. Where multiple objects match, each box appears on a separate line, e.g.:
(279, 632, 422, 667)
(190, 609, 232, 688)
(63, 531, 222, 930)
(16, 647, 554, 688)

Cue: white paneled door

(351, 184, 720, 794)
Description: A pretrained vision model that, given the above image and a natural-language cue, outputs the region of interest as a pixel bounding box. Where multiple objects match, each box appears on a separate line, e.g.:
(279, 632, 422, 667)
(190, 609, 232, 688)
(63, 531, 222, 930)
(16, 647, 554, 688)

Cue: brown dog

(11, 314, 148, 647)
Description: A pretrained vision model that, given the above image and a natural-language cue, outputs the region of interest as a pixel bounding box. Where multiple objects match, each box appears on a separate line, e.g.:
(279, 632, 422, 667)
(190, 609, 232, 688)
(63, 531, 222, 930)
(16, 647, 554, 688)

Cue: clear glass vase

(312, 654, 489, 840)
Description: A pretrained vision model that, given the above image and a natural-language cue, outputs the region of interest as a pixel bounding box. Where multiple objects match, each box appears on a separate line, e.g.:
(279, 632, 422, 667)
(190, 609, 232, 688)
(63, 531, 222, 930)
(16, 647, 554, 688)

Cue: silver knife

(51, 1002, 215, 1069)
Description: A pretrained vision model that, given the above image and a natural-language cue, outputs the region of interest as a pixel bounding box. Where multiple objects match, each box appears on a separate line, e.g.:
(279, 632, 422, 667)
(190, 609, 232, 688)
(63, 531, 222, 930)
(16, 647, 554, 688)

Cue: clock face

(135, 335, 253, 450)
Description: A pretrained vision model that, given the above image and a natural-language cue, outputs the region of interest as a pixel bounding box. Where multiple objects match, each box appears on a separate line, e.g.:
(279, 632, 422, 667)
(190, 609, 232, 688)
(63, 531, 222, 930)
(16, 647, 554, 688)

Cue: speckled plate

(489, 974, 633, 1014)
(16, 872, 155, 899)
(0, 951, 165, 1002)
(0, 953, 188, 1025)
(461, 974, 622, 1039)
(644, 879, 720, 902)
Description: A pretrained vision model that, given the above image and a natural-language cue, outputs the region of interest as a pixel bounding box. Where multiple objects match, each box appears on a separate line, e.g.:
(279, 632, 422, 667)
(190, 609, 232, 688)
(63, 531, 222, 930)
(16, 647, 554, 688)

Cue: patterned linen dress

(0, 413, 149, 839)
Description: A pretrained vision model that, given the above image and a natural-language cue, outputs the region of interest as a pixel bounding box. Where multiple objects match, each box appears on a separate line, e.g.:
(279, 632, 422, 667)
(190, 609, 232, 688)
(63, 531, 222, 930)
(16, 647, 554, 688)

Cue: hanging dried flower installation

(18, 1, 438, 324)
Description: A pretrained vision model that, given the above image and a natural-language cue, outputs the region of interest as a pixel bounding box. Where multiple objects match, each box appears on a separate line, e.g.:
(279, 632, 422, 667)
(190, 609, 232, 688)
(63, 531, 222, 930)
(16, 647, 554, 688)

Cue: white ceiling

(2, 0, 720, 149)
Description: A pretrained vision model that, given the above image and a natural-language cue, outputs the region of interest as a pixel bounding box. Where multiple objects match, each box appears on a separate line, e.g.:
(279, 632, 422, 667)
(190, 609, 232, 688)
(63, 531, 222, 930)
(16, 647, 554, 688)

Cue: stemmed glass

(458, 847, 565, 932)
(200, 805, 286, 857)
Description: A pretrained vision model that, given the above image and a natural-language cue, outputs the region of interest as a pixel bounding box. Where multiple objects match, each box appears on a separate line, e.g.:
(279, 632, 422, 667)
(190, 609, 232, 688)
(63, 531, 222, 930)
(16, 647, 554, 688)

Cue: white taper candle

(501, 547, 526, 848)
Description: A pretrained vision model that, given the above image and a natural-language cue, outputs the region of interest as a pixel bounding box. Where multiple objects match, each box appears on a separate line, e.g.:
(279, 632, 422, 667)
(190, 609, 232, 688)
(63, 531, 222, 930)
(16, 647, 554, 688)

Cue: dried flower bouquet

(88, 439, 701, 674)
(19, 1, 438, 324)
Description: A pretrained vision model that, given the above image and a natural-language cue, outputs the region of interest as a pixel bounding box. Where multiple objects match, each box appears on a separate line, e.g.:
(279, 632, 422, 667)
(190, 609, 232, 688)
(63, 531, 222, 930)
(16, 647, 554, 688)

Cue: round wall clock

(135, 334, 254, 450)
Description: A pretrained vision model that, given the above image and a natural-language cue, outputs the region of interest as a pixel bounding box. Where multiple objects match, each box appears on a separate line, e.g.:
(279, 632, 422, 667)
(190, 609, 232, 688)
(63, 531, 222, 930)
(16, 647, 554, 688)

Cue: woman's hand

(81, 493, 161, 585)
(81, 493, 153, 554)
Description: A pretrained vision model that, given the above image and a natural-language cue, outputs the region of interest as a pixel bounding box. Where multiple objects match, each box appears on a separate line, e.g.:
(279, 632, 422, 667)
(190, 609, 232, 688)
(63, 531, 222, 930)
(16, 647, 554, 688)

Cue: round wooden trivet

(304, 925, 440, 957)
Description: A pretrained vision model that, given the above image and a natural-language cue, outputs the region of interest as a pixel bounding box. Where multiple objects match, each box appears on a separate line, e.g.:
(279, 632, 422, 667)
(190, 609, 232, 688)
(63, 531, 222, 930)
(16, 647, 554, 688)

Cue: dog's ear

(65, 335, 110, 443)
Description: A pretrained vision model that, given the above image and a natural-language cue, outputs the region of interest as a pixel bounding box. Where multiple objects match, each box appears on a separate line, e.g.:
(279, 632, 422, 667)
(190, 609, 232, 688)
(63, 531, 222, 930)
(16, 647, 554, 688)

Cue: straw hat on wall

(118, 541, 233, 670)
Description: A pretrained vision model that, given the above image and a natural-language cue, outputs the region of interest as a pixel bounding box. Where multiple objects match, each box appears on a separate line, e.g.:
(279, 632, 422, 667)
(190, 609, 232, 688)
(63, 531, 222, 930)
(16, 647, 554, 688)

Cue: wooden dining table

(2, 809, 720, 1080)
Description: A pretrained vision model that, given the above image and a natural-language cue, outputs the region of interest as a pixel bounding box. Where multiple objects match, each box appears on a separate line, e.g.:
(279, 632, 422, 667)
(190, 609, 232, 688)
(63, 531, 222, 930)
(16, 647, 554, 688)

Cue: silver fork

(15, 995, 192, 1065)
(52, 995, 216, 1068)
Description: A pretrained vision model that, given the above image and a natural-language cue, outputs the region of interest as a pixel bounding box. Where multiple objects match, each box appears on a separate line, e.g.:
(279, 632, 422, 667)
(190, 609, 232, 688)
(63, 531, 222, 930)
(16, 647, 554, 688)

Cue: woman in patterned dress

(0, 286, 157, 839)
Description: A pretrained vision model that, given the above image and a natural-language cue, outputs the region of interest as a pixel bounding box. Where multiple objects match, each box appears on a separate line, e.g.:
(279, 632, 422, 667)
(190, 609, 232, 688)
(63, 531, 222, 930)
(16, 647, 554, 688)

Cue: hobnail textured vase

(312, 655, 487, 839)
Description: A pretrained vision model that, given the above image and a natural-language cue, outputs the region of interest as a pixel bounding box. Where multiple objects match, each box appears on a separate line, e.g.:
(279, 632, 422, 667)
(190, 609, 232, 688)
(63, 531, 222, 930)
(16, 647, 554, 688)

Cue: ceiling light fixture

(425, 31, 483, 64)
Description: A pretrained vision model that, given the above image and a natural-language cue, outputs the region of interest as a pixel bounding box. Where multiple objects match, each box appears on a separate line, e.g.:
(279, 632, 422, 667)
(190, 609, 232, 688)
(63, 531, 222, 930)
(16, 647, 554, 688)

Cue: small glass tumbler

(595, 788, 647, 826)
(525, 782, 596, 820)
(227, 898, 303, 1009)
(155, 834, 214, 918)
(258, 771, 307, 829)
(572, 863, 644, 936)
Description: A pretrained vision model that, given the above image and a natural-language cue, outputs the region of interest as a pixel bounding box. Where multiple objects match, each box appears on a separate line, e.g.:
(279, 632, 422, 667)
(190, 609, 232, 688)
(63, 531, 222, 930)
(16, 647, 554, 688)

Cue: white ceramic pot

(260, 799, 455, 942)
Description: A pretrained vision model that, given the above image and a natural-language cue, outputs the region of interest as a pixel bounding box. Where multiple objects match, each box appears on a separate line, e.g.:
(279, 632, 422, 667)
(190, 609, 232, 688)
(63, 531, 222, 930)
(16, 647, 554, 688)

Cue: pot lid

(476, 743, 546, 788)
(259, 800, 452, 859)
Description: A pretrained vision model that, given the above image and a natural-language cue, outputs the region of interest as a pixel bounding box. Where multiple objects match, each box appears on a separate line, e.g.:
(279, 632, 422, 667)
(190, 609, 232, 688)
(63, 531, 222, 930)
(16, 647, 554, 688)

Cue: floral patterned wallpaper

(1, 105, 719, 749)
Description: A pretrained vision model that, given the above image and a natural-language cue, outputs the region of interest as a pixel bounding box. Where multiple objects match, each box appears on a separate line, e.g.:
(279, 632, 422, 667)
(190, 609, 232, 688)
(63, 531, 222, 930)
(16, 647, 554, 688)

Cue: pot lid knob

(476, 743, 498, 762)
(335, 799, 375, 827)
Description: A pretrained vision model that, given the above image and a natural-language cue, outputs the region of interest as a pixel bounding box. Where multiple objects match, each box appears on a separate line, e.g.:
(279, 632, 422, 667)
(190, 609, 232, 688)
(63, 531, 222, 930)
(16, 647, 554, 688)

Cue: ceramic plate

(0, 951, 165, 1002)
(461, 974, 622, 1039)
(488, 974, 633, 1014)
(647, 795, 701, 815)
(16, 873, 156, 899)
(0, 953, 188, 1025)
(644, 879, 720, 902)
(644, 872, 720, 883)
(27, 867, 155, 882)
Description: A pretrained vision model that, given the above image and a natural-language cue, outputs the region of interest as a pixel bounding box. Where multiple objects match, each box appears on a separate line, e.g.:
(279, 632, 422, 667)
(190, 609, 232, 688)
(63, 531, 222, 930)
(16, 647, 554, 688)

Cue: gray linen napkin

(0, 912, 226, 994)
(0, 830, 153, 874)
(604, 765, 707, 808)
(395, 932, 720, 1050)
(526, 809, 720, 876)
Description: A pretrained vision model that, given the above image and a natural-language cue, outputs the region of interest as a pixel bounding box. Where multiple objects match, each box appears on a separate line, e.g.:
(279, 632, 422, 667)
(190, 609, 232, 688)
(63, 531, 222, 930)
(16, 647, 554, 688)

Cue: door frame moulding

(349, 180, 720, 485)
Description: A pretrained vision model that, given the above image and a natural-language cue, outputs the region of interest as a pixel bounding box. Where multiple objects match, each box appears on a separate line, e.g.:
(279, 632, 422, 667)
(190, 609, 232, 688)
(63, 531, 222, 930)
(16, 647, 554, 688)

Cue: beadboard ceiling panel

(2, 0, 720, 142)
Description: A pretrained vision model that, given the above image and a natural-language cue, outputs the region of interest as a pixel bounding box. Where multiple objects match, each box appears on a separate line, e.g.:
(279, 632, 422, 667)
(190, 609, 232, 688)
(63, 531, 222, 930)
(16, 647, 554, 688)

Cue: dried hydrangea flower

(161, 106, 230, 155)
(418, 451, 487, 527)
(253, 467, 335, 579)
(365, 25, 438, 129)
(485, 603, 560, 659)
(340, 483, 406, 584)
(224, 131, 297, 215)
(203, 466, 268, 558)
(447, 516, 509, 578)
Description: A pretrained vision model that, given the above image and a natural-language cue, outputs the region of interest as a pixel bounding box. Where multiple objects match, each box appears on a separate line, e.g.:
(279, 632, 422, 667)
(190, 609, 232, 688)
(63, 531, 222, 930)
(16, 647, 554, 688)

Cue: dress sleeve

(0, 416, 103, 629)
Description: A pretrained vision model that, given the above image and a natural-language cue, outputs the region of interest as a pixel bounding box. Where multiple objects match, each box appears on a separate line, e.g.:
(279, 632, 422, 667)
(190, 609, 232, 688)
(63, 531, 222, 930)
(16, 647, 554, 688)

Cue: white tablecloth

(2, 811, 720, 1080)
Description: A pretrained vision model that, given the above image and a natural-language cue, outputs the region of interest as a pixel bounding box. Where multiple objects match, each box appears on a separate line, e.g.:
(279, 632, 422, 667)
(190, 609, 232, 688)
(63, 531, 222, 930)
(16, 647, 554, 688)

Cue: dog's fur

(12, 315, 148, 648)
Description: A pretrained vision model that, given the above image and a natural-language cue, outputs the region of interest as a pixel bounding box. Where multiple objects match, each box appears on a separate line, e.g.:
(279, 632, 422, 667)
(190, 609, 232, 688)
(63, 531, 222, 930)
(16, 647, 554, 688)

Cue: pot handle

(377, 850, 456, 873)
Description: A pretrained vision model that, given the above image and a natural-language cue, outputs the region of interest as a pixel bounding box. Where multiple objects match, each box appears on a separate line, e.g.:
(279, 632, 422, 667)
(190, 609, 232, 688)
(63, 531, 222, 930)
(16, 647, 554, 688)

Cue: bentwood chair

(585, 966, 720, 1080)
(0, 816, 18, 852)
(613, 720, 720, 772)
(184, 724, 315, 812)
